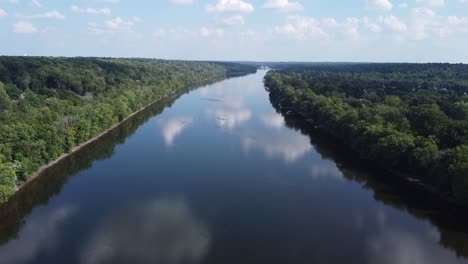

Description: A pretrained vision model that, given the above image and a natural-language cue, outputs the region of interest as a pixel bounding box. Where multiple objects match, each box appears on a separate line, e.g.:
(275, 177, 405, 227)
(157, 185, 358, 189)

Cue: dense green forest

(0, 56, 256, 202)
(264, 63, 468, 204)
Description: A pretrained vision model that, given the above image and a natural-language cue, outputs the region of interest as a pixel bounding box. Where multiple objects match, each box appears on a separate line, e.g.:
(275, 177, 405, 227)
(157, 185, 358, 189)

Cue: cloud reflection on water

(208, 107, 252, 130)
(81, 198, 210, 264)
(0, 205, 76, 264)
(157, 117, 193, 146)
(367, 209, 467, 264)
(242, 131, 312, 163)
(260, 113, 285, 128)
(309, 163, 343, 180)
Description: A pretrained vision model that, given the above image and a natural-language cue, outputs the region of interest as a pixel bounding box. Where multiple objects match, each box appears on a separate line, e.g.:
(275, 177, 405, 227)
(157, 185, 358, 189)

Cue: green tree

(0, 81, 12, 112)
(448, 145, 468, 203)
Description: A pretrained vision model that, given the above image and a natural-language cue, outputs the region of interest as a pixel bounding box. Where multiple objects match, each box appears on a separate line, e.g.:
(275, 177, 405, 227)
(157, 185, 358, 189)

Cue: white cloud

(410, 7, 436, 40)
(0, 8, 7, 17)
(380, 15, 407, 32)
(199, 26, 224, 37)
(322, 17, 339, 27)
(362, 17, 382, 32)
(206, 0, 254, 13)
(262, 0, 303, 12)
(275, 15, 328, 40)
(13, 21, 38, 33)
(105, 16, 135, 30)
(17, 10, 65, 20)
(343, 17, 360, 40)
(447, 16, 468, 25)
(416, 0, 445, 7)
(153, 27, 194, 39)
(71, 5, 111, 15)
(218, 15, 245, 25)
(88, 16, 141, 34)
(31, 0, 41, 7)
(368, 0, 393, 11)
(398, 2, 408, 8)
(170, 0, 194, 4)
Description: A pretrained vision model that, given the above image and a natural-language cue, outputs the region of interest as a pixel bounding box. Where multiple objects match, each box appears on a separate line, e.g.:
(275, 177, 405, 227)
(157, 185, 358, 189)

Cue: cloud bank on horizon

(0, 0, 467, 62)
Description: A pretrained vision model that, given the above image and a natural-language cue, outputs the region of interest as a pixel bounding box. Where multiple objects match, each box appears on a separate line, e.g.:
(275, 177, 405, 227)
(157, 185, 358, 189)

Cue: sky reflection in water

(0, 70, 467, 264)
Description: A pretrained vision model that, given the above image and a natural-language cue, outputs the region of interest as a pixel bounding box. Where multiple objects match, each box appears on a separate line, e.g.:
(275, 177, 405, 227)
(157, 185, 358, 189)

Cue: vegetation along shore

(265, 63, 468, 205)
(0, 56, 257, 202)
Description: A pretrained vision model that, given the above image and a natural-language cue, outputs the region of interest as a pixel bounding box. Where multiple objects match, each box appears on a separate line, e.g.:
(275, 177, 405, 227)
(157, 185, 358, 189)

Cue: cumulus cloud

(17, 10, 65, 19)
(447, 16, 468, 26)
(106, 16, 134, 29)
(13, 21, 38, 33)
(0, 8, 7, 17)
(416, 0, 445, 7)
(410, 7, 436, 40)
(262, 0, 303, 12)
(199, 26, 224, 37)
(276, 15, 387, 40)
(71, 5, 111, 15)
(30, 0, 41, 7)
(368, 0, 393, 11)
(380, 15, 407, 32)
(217, 15, 245, 25)
(170, 0, 194, 4)
(362, 16, 382, 32)
(206, 0, 254, 13)
(275, 15, 328, 40)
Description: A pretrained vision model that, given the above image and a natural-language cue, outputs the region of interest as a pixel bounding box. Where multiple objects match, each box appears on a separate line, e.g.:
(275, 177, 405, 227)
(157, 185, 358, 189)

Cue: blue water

(0, 70, 467, 264)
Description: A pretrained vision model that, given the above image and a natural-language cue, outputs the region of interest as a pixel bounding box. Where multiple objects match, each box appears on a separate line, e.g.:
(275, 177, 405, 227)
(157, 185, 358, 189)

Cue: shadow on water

(271, 100, 468, 260)
(0, 76, 226, 245)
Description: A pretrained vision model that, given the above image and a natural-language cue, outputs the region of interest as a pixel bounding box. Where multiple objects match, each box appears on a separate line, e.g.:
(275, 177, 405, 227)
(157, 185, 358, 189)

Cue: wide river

(0, 70, 468, 264)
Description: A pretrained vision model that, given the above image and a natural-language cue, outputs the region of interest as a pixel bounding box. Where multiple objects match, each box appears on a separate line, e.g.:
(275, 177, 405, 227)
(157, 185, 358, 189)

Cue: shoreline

(12, 74, 230, 196)
(14, 93, 171, 193)
(285, 111, 461, 206)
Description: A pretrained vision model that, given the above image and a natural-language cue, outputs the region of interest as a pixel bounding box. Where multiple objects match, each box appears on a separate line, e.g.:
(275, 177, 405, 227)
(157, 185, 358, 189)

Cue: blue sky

(0, 0, 468, 62)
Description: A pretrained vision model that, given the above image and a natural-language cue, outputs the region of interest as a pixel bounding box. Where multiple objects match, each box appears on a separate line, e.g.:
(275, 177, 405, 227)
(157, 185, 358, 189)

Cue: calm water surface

(1, 70, 468, 264)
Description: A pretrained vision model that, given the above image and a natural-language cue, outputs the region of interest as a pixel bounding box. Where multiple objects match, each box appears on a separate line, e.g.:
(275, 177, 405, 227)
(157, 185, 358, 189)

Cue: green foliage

(0, 81, 12, 112)
(448, 145, 468, 202)
(265, 63, 468, 203)
(0, 56, 256, 203)
(0, 163, 16, 203)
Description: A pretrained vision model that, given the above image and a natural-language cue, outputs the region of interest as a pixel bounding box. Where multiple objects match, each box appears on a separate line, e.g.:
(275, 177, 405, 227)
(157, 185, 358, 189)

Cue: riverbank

(272, 102, 467, 208)
(11, 75, 227, 198)
(14, 94, 169, 193)
(264, 66, 468, 207)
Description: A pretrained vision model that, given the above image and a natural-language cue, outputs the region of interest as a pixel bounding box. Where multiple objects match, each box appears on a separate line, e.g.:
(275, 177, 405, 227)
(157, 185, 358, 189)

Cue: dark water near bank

(1, 70, 468, 264)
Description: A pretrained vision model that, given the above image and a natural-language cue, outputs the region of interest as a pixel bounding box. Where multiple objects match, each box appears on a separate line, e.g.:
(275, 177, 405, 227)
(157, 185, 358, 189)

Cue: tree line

(0, 56, 257, 202)
(264, 63, 468, 204)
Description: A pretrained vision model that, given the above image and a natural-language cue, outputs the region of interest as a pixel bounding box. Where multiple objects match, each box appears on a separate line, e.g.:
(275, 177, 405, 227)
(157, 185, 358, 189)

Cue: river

(0, 70, 467, 264)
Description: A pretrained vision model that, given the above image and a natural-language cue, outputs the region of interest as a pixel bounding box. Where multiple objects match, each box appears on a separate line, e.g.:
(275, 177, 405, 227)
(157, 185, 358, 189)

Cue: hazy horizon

(1, 0, 468, 62)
